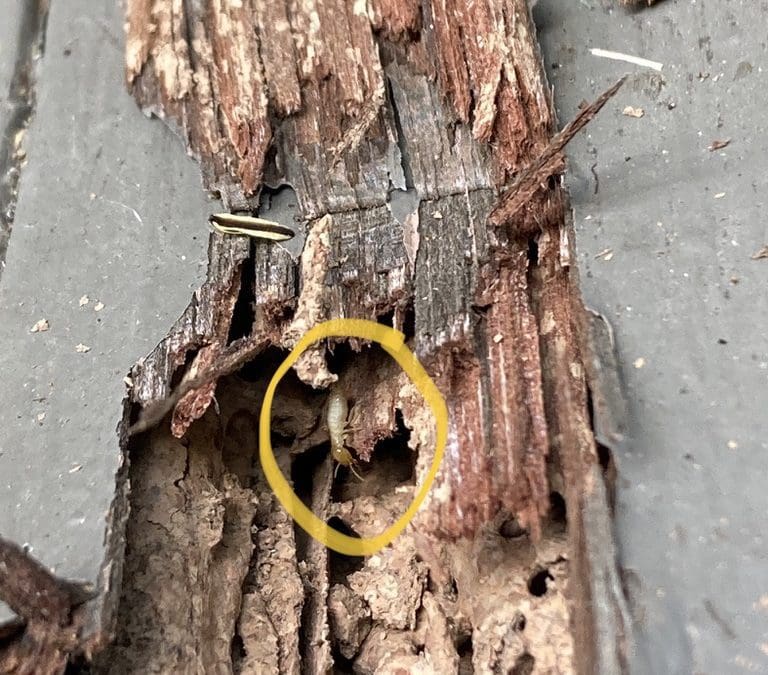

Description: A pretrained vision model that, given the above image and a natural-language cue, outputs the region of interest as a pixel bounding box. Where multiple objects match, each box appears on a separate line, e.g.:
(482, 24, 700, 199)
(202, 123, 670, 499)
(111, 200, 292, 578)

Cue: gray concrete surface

(0, 0, 27, 626)
(0, 0, 24, 267)
(0, 0, 210, 621)
(535, 1, 768, 672)
(0, 2, 22, 128)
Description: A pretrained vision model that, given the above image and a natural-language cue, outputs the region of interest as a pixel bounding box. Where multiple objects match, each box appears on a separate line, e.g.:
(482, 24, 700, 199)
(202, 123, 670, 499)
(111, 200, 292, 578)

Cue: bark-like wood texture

(125, 0, 573, 540)
(92, 0, 630, 672)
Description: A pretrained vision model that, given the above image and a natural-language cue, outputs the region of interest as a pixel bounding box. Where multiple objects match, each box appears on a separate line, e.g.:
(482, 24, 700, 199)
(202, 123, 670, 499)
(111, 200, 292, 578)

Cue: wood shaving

(714, 192, 726, 199)
(30, 319, 50, 333)
(708, 139, 731, 151)
(590, 48, 663, 71)
(751, 245, 768, 260)
(622, 106, 644, 118)
(594, 248, 614, 261)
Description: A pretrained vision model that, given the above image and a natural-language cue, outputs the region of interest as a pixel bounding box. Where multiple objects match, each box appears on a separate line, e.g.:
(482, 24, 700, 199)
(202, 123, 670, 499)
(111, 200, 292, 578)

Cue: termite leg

(345, 405, 363, 436)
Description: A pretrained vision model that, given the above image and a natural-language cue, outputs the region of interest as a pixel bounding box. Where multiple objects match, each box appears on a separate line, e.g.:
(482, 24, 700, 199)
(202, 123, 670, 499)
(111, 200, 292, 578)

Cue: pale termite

(326, 382, 364, 480)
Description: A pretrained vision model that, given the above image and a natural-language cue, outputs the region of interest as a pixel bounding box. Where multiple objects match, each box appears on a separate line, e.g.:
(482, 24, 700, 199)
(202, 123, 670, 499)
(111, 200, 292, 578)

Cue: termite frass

(326, 381, 364, 480)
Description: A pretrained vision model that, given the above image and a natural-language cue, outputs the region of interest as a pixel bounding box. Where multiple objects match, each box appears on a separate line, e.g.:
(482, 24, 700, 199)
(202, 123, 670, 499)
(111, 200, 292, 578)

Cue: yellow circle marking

(259, 318, 448, 556)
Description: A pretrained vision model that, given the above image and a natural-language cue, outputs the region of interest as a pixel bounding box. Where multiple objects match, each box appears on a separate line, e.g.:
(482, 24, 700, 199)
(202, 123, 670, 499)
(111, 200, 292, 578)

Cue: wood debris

(75, 343, 91, 353)
(79, 295, 89, 306)
(708, 139, 731, 151)
(29, 319, 49, 333)
(751, 245, 768, 260)
(622, 106, 645, 118)
(594, 248, 614, 261)
(590, 48, 663, 71)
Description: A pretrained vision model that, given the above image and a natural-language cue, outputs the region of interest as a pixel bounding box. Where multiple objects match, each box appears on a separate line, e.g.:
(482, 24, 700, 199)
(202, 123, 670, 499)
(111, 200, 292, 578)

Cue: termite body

(327, 382, 363, 480)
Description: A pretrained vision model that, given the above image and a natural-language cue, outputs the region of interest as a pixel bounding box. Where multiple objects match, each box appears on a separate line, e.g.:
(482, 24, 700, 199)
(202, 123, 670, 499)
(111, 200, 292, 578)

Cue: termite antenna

(349, 463, 364, 482)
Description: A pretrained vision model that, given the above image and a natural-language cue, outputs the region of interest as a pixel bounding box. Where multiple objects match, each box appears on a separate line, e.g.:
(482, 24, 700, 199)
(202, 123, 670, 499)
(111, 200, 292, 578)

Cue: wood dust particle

(714, 192, 726, 199)
(492, 333, 503, 343)
(68, 464, 83, 474)
(727, 440, 738, 450)
(75, 343, 91, 353)
(36, 412, 45, 424)
(751, 245, 768, 260)
(708, 139, 731, 151)
(30, 319, 50, 333)
(432, 211, 443, 219)
(79, 295, 90, 306)
(757, 595, 768, 611)
(633, 357, 645, 369)
(622, 106, 645, 118)
(94, 301, 105, 311)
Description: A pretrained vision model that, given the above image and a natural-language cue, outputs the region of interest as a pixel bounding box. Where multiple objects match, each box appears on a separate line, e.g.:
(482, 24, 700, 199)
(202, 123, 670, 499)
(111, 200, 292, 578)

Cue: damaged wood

(0, 537, 90, 674)
(97, 0, 635, 671)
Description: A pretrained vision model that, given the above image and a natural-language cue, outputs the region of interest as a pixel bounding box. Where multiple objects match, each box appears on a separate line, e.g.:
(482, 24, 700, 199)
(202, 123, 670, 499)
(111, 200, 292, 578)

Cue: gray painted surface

(0, 0, 209, 607)
(535, 1, 768, 672)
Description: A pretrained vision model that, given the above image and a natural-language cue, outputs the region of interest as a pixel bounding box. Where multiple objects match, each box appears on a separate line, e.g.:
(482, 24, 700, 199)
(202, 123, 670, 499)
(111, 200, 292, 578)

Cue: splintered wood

(111, 0, 629, 672)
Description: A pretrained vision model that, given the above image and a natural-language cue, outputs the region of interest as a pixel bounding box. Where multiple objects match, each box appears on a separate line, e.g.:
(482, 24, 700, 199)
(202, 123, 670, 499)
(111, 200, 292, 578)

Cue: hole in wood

(511, 652, 535, 675)
(527, 568, 553, 597)
(227, 252, 256, 343)
(549, 491, 567, 526)
(331, 409, 414, 502)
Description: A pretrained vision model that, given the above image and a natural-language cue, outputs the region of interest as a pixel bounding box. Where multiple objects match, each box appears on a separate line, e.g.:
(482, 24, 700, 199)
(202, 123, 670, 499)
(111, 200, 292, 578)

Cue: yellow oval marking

(259, 318, 447, 556)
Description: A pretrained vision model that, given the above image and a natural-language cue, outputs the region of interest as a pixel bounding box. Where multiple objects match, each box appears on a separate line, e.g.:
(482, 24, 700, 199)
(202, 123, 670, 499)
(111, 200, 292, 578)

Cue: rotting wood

(94, 0, 636, 672)
(0, 537, 91, 675)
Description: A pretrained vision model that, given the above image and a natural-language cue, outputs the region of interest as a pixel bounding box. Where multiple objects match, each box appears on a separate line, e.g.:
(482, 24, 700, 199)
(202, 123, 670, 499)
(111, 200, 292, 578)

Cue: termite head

(332, 443, 364, 480)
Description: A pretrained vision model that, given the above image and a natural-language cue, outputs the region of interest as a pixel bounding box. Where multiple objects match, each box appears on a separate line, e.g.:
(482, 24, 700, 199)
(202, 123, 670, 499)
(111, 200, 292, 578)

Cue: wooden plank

(0, 0, 211, 643)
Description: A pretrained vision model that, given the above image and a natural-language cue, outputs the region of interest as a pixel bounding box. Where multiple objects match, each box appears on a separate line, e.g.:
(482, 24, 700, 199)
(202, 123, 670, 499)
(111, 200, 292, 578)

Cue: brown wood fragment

(489, 76, 626, 228)
(297, 458, 334, 674)
(708, 139, 731, 151)
(0, 537, 92, 675)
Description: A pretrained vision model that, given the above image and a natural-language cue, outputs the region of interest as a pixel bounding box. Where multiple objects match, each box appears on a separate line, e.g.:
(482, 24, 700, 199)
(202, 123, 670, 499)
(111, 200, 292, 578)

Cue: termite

(208, 213, 295, 241)
(326, 382, 364, 480)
